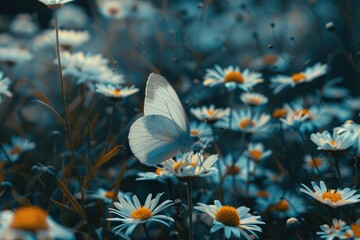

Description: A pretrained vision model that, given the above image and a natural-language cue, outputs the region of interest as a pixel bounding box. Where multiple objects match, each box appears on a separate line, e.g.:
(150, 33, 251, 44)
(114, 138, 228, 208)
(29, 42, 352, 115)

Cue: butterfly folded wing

(144, 73, 189, 133)
(128, 115, 186, 166)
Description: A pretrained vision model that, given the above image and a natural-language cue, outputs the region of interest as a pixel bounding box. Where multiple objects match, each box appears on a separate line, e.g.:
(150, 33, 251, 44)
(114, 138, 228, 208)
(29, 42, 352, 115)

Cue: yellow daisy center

(273, 108, 287, 119)
(256, 190, 270, 198)
(263, 54, 278, 65)
(247, 97, 261, 106)
(291, 73, 307, 83)
(224, 71, 244, 84)
(112, 89, 121, 96)
(108, 7, 119, 16)
(271, 199, 289, 212)
(130, 207, 152, 220)
(215, 206, 240, 226)
(294, 108, 310, 118)
(321, 191, 342, 203)
(10, 146, 22, 155)
(173, 161, 187, 172)
(351, 223, 360, 237)
(207, 109, 216, 117)
(104, 191, 114, 199)
(155, 168, 163, 175)
(239, 118, 255, 129)
(10, 206, 48, 232)
(329, 140, 336, 146)
(190, 129, 199, 136)
(309, 158, 323, 168)
(226, 165, 240, 175)
(248, 150, 262, 161)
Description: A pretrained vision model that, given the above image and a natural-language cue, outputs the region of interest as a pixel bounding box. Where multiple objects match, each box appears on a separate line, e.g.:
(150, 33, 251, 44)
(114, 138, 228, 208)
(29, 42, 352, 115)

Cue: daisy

(37, 0, 74, 9)
(195, 200, 264, 239)
(203, 65, 263, 91)
(323, 103, 352, 122)
(95, 84, 139, 99)
(0, 206, 75, 239)
(316, 219, 350, 240)
(0, 72, 12, 104)
(189, 121, 214, 147)
(250, 53, 288, 71)
(161, 152, 219, 180)
(136, 168, 178, 184)
(190, 104, 230, 123)
(334, 120, 360, 155)
(215, 108, 270, 133)
(270, 63, 327, 94)
(0, 136, 36, 162)
(350, 219, 360, 239)
(220, 153, 255, 183)
(9, 14, 38, 36)
(97, 0, 125, 19)
(345, 97, 360, 112)
(303, 154, 329, 174)
(300, 181, 360, 208)
(0, 47, 33, 66)
(107, 193, 174, 238)
(322, 78, 349, 100)
(47, 29, 90, 50)
(245, 142, 272, 162)
(310, 130, 353, 151)
(87, 188, 127, 204)
(240, 92, 268, 107)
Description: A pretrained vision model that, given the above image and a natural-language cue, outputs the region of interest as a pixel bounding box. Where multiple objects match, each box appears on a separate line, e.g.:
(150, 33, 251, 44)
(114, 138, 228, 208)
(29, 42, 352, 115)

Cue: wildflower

(161, 152, 218, 180)
(316, 219, 350, 240)
(345, 97, 360, 112)
(300, 181, 360, 208)
(0, 206, 75, 239)
(203, 65, 263, 91)
(190, 104, 230, 123)
(0, 47, 33, 66)
(245, 142, 272, 162)
(88, 188, 127, 204)
(189, 121, 214, 147)
(303, 154, 329, 174)
(322, 78, 349, 100)
(286, 217, 300, 229)
(107, 193, 174, 238)
(136, 168, 178, 184)
(240, 92, 268, 107)
(350, 219, 360, 239)
(95, 84, 139, 99)
(37, 0, 74, 9)
(0, 136, 36, 162)
(0, 73, 12, 104)
(334, 120, 360, 155)
(215, 108, 270, 133)
(47, 29, 90, 50)
(310, 130, 353, 151)
(270, 63, 327, 94)
(195, 200, 264, 239)
(220, 153, 255, 183)
(97, 0, 155, 20)
(9, 14, 38, 36)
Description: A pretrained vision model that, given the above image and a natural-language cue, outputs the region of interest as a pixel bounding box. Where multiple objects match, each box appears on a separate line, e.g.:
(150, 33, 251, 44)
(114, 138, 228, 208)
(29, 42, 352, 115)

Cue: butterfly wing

(144, 73, 189, 132)
(128, 115, 186, 166)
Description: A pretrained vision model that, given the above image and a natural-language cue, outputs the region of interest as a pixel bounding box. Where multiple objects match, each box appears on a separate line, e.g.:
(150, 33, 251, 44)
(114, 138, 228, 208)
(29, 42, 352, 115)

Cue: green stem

(297, 129, 321, 176)
(143, 223, 150, 240)
(333, 153, 344, 188)
(105, 100, 116, 153)
(186, 180, 193, 240)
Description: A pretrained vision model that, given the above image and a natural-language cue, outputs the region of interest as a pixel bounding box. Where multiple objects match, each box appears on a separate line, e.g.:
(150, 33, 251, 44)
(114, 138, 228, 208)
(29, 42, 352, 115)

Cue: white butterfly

(128, 73, 197, 166)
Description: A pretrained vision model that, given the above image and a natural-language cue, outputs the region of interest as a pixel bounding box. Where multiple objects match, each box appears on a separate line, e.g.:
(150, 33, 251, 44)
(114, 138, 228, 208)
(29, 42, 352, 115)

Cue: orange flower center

(273, 109, 287, 119)
(256, 190, 270, 198)
(329, 140, 335, 146)
(263, 54, 278, 65)
(215, 206, 240, 226)
(294, 108, 310, 118)
(239, 118, 255, 129)
(246, 97, 261, 106)
(207, 109, 216, 117)
(155, 168, 164, 175)
(291, 73, 307, 83)
(321, 191, 342, 203)
(10, 146, 22, 155)
(190, 129, 199, 136)
(309, 158, 323, 168)
(248, 150, 262, 161)
(130, 207, 152, 220)
(108, 7, 119, 16)
(271, 199, 289, 212)
(226, 165, 240, 175)
(104, 191, 114, 199)
(351, 223, 360, 237)
(224, 71, 244, 84)
(112, 89, 121, 96)
(10, 206, 48, 232)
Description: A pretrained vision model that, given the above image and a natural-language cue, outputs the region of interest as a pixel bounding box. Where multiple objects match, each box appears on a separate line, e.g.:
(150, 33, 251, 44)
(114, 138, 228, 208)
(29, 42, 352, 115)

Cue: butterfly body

(128, 73, 196, 166)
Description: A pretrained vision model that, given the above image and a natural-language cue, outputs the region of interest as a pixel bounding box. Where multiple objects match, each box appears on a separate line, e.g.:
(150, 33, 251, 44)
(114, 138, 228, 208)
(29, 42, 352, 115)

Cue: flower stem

(186, 180, 193, 240)
(143, 223, 150, 240)
(105, 100, 116, 153)
(296, 129, 321, 176)
(333, 153, 344, 188)
(54, 8, 88, 230)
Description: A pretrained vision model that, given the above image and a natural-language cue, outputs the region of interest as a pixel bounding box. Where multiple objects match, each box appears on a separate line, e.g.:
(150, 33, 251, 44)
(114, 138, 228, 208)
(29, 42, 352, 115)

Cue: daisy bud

(286, 217, 300, 229)
(326, 22, 335, 31)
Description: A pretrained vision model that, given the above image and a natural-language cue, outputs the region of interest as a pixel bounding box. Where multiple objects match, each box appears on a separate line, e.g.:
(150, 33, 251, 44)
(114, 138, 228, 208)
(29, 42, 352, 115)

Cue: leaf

(112, 164, 128, 204)
(50, 198, 78, 215)
(55, 178, 85, 219)
(82, 145, 123, 189)
(32, 99, 65, 127)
